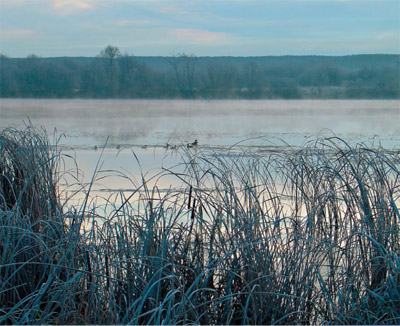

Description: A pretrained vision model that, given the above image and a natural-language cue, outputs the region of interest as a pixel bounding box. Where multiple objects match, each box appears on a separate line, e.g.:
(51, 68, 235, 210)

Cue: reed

(0, 127, 399, 324)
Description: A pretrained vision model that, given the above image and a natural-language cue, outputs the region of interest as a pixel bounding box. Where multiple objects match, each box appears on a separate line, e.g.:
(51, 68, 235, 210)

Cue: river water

(1, 99, 399, 204)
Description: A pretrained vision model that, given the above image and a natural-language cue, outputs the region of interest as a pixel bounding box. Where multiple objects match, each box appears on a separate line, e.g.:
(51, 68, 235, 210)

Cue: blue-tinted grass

(0, 126, 399, 324)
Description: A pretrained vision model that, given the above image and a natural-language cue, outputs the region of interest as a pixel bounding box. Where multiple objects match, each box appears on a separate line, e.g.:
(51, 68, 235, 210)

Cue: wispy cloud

(0, 0, 397, 56)
(375, 32, 400, 39)
(0, 0, 94, 14)
(0, 0, 30, 5)
(115, 19, 156, 27)
(292, 0, 393, 2)
(52, 0, 92, 15)
(0, 28, 36, 40)
(169, 28, 230, 43)
(157, 4, 190, 15)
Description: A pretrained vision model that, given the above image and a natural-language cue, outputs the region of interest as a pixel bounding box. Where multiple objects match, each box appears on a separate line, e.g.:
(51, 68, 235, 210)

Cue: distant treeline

(1, 46, 399, 99)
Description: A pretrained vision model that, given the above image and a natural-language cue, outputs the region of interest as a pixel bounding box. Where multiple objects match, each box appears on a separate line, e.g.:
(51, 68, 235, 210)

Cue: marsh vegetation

(0, 126, 399, 324)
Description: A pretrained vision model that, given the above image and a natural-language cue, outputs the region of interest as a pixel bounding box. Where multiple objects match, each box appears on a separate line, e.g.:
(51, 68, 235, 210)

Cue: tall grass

(0, 127, 399, 324)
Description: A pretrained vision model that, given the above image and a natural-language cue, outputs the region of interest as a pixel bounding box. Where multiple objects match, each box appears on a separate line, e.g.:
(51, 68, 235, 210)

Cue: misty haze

(1, 98, 399, 148)
(0, 0, 399, 325)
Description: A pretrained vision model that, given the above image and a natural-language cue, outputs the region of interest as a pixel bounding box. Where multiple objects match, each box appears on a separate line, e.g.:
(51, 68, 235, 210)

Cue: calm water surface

(1, 99, 399, 147)
(1, 99, 399, 203)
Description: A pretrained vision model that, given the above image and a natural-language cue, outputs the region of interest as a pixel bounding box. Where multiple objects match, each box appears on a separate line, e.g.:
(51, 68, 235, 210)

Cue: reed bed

(0, 127, 399, 325)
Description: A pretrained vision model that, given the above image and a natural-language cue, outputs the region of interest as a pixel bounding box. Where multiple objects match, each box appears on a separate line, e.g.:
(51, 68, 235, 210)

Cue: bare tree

(118, 52, 140, 97)
(99, 45, 121, 68)
(98, 45, 121, 97)
(201, 63, 238, 98)
(169, 53, 197, 98)
(243, 62, 263, 98)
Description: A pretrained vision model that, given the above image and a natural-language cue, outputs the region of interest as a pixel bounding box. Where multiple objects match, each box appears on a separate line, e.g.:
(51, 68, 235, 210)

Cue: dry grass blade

(0, 127, 399, 324)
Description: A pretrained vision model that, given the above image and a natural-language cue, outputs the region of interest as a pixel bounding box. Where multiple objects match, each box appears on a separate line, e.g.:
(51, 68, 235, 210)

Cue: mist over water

(1, 98, 399, 202)
(1, 99, 399, 147)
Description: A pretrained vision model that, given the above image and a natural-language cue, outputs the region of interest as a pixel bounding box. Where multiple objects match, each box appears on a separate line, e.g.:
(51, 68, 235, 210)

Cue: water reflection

(1, 99, 399, 204)
(1, 99, 399, 148)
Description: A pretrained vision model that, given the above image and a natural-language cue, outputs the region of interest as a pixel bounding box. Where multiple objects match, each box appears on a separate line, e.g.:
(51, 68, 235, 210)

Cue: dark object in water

(187, 139, 198, 148)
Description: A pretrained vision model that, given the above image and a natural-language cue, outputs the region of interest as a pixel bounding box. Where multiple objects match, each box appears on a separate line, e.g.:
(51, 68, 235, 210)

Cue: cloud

(278, 0, 391, 1)
(52, 0, 92, 15)
(169, 28, 230, 44)
(0, 0, 95, 14)
(157, 4, 190, 15)
(0, 28, 36, 40)
(115, 19, 156, 27)
(0, 0, 29, 5)
(375, 32, 400, 41)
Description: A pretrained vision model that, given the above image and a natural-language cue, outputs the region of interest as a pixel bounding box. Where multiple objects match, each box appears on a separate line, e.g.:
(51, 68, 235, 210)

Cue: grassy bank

(0, 127, 399, 324)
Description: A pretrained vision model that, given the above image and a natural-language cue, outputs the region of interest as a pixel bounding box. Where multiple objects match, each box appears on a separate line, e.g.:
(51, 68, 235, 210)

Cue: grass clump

(0, 127, 399, 324)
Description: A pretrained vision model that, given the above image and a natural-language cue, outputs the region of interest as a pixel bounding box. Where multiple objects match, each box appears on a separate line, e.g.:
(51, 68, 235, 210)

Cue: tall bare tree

(243, 62, 264, 98)
(99, 45, 121, 97)
(169, 53, 197, 98)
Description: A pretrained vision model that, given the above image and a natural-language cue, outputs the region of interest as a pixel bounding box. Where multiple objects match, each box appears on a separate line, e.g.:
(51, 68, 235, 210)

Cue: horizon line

(3, 53, 400, 59)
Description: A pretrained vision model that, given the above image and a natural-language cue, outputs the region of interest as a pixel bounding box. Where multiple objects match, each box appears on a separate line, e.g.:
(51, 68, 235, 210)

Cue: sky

(0, 0, 399, 57)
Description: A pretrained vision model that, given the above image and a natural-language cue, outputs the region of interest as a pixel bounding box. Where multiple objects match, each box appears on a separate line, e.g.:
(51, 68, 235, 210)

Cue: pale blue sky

(1, 0, 399, 57)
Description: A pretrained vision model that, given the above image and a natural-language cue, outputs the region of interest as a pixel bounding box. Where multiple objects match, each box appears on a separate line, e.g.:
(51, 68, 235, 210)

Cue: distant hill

(133, 54, 400, 71)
